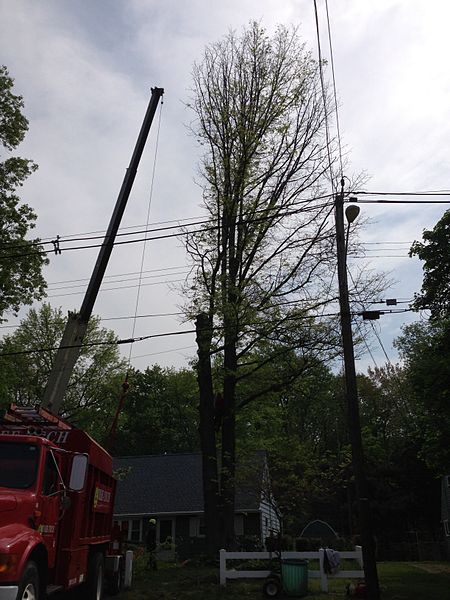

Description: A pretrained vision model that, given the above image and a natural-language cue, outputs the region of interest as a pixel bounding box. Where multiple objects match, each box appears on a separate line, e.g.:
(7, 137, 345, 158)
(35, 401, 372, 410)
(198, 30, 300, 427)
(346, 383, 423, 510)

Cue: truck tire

(16, 561, 40, 600)
(86, 552, 104, 600)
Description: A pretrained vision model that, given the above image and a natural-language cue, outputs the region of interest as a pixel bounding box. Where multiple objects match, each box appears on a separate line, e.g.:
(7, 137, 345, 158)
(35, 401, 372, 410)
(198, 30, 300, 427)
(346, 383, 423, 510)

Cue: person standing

(146, 518, 157, 570)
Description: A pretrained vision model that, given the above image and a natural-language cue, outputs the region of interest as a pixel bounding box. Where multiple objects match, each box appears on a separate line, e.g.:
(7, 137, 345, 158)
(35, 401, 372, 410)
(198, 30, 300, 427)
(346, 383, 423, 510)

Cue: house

(113, 451, 280, 553)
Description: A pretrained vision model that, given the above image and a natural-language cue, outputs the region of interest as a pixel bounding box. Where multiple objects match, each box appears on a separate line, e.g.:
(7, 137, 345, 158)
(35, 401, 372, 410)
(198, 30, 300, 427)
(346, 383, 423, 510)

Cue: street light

(335, 189, 380, 600)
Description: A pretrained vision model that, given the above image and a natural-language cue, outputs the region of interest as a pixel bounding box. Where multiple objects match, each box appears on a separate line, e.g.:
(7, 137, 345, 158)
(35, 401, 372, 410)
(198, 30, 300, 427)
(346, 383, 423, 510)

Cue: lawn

(119, 561, 450, 600)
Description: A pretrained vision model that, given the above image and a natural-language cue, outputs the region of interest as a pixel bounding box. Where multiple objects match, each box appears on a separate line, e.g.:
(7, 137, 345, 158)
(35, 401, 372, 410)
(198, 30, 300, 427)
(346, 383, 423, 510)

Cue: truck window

(42, 451, 59, 495)
(0, 442, 39, 489)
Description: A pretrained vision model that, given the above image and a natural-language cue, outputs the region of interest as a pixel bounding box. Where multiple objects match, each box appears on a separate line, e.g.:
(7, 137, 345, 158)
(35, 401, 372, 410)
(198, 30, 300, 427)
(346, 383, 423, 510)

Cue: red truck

(0, 86, 164, 600)
(0, 405, 126, 600)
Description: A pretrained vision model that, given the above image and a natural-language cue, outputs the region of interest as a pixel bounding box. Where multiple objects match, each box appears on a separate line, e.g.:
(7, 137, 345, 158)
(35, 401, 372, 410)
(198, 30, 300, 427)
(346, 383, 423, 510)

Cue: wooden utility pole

(335, 187, 380, 600)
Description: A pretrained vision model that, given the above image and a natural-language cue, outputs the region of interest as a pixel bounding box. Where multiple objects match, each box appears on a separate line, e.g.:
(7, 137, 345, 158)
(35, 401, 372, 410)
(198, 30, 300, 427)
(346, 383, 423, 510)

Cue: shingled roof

(113, 452, 266, 516)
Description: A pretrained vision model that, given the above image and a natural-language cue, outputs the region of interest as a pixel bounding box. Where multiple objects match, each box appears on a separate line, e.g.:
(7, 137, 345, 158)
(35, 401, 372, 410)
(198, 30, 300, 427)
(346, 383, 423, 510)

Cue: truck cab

(0, 406, 126, 600)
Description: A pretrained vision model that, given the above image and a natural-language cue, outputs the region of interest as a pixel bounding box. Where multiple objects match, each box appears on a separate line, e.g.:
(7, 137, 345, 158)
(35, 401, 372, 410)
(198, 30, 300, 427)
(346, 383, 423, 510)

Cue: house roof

(113, 452, 266, 516)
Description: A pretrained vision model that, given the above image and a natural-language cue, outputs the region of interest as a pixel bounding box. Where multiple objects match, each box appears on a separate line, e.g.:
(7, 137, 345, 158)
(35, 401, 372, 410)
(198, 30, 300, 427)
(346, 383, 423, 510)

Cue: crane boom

(41, 87, 164, 414)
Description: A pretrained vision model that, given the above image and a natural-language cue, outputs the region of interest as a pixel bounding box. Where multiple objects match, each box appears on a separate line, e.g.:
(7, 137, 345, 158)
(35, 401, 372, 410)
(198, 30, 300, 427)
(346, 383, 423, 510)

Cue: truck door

(38, 449, 61, 568)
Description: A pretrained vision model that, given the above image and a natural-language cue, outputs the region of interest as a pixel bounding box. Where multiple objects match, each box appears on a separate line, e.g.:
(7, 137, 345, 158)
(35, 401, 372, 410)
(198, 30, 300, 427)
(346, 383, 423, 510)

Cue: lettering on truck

(93, 486, 112, 511)
(0, 428, 70, 444)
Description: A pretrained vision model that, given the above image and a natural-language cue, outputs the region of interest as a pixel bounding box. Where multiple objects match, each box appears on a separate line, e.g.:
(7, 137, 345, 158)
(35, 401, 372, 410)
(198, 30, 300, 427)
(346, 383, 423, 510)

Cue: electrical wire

(313, 0, 336, 192)
(46, 265, 188, 288)
(0, 199, 335, 261)
(0, 311, 185, 331)
(347, 268, 393, 365)
(0, 328, 198, 357)
(324, 0, 344, 181)
(352, 199, 450, 205)
(0, 307, 416, 359)
(131, 345, 196, 360)
(355, 190, 450, 196)
(0, 193, 336, 253)
(45, 277, 189, 299)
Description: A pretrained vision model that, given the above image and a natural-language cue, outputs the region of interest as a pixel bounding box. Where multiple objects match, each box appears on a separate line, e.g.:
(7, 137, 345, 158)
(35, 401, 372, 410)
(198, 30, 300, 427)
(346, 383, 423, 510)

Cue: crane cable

(107, 97, 164, 450)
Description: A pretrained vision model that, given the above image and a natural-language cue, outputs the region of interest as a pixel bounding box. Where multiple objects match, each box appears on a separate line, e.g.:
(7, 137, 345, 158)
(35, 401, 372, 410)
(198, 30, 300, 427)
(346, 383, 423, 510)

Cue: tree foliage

(0, 65, 47, 320)
(395, 319, 450, 474)
(186, 21, 343, 554)
(111, 365, 199, 456)
(405, 210, 450, 472)
(410, 209, 450, 319)
(0, 303, 126, 432)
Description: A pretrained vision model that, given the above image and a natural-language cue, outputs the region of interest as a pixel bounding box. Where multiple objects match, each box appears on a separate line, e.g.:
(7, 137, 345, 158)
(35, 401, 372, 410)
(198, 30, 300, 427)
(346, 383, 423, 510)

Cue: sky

(0, 0, 449, 373)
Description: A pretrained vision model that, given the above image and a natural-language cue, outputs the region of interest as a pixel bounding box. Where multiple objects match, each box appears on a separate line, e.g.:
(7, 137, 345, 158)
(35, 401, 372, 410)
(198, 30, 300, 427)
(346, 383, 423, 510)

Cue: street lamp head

(345, 204, 360, 224)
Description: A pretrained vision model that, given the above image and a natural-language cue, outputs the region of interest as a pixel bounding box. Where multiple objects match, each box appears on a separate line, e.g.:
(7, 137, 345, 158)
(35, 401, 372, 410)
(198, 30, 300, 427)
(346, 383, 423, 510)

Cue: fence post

(219, 549, 226, 586)
(319, 548, 328, 592)
(355, 545, 363, 568)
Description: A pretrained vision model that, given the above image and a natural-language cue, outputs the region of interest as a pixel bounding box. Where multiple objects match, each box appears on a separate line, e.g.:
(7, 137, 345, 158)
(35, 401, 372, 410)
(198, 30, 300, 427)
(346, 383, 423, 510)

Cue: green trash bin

(281, 559, 308, 597)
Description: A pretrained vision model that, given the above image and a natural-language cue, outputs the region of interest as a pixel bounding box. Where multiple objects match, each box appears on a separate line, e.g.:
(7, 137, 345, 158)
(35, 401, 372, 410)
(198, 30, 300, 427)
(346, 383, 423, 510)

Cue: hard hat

(148, 518, 156, 525)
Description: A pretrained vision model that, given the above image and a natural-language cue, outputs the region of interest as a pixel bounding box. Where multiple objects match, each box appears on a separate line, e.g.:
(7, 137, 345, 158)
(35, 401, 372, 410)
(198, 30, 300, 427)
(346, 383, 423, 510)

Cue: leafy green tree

(186, 21, 345, 554)
(356, 367, 438, 539)
(0, 65, 47, 320)
(410, 209, 450, 319)
(395, 319, 450, 474)
(0, 303, 126, 435)
(112, 365, 199, 455)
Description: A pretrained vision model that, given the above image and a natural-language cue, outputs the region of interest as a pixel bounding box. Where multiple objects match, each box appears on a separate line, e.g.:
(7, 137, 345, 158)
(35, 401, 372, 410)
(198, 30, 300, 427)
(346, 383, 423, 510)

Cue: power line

(313, 0, 336, 191)
(354, 190, 450, 196)
(131, 345, 195, 360)
(352, 199, 450, 205)
(0, 307, 416, 358)
(324, 0, 344, 180)
(46, 277, 189, 299)
(46, 265, 188, 287)
(47, 270, 190, 293)
(0, 198, 335, 261)
(0, 311, 185, 331)
(0, 193, 335, 253)
(0, 328, 198, 357)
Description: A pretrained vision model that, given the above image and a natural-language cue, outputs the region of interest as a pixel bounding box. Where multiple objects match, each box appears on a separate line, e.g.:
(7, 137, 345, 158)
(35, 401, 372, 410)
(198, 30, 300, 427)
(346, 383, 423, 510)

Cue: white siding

(260, 500, 280, 545)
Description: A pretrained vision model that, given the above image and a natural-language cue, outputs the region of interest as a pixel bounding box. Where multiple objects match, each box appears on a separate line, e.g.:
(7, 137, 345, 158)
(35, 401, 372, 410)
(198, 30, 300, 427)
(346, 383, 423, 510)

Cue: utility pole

(335, 184, 380, 600)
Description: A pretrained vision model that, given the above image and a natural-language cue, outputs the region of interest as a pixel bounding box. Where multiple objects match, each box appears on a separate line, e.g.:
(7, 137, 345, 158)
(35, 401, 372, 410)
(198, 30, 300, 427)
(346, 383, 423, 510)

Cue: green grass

(119, 561, 450, 599)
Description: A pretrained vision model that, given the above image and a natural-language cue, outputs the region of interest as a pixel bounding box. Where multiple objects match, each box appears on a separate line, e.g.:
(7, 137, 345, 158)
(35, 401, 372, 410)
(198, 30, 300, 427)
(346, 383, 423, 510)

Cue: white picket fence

(219, 546, 364, 593)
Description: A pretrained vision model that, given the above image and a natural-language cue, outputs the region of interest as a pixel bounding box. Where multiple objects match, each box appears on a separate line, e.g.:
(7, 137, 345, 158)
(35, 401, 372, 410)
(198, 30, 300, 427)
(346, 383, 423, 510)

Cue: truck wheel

(17, 561, 40, 600)
(86, 553, 104, 600)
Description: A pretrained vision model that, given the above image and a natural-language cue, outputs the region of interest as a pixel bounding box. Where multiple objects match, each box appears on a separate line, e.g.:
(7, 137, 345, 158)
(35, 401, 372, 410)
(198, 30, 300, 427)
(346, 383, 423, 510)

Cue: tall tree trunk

(219, 198, 238, 549)
(195, 313, 220, 556)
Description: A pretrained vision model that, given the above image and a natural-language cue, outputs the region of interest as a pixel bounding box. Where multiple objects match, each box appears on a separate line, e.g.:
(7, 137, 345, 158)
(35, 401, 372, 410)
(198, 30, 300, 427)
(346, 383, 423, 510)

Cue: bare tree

(185, 22, 346, 554)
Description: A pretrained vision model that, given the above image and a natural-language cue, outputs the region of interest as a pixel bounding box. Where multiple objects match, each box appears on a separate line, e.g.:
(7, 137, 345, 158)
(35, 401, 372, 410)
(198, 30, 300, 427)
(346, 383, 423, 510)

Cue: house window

(189, 516, 205, 538)
(129, 519, 142, 542)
